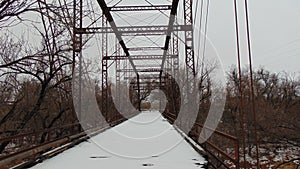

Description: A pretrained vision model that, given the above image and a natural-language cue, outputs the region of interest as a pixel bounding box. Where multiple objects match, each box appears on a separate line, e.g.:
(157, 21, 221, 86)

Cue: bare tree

(0, 0, 77, 153)
(0, 0, 36, 28)
(223, 66, 300, 163)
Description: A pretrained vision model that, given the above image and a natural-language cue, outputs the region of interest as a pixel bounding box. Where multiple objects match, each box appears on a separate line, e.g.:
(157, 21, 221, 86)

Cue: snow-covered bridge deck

(31, 111, 206, 169)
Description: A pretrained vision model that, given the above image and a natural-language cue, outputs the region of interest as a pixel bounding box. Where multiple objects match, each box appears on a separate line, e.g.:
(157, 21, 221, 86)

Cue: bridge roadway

(30, 111, 206, 169)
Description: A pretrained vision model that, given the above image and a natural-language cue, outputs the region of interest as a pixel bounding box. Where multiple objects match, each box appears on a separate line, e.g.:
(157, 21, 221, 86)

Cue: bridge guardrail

(0, 111, 137, 168)
(163, 112, 239, 169)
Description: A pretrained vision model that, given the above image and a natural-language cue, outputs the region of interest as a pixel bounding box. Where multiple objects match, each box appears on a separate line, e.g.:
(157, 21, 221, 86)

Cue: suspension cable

(244, 0, 260, 168)
(199, 0, 210, 82)
(233, 0, 246, 167)
(195, 0, 204, 72)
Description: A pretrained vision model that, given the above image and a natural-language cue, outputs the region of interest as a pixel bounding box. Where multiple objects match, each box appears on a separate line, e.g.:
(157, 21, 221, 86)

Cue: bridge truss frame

(72, 0, 244, 168)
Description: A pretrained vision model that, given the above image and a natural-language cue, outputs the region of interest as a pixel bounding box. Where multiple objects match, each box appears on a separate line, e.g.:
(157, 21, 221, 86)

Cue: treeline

(0, 0, 119, 155)
(159, 66, 299, 166)
(223, 68, 300, 150)
(0, 0, 76, 154)
(194, 67, 300, 157)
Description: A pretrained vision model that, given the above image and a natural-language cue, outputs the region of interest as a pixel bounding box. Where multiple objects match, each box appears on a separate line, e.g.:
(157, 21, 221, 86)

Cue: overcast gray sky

(86, 0, 300, 74)
(207, 0, 300, 73)
(2, 0, 300, 74)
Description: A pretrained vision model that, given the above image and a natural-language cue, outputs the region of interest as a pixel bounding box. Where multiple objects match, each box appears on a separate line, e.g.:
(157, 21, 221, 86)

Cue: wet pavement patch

(142, 163, 154, 167)
(194, 162, 202, 166)
(90, 156, 109, 159)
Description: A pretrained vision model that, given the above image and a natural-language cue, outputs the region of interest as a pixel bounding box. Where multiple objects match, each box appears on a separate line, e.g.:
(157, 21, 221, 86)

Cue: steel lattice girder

(131, 82, 166, 90)
(101, 17, 108, 117)
(125, 76, 161, 80)
(96, 0, 138, 74)
(160, 0, 180, 76)
(183, 0, 195, 76)
(76, 25, 192, 35)
(103, 54, 178, 60)
(127, 47, 163, 51)
(117, 68, 172, 73)
(108, 5, 172, 11)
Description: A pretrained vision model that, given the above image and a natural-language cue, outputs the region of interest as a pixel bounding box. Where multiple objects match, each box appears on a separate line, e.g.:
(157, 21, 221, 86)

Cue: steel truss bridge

(0, 0, 261, 169)
(72, 1, 242, 168)
(72, 0, 199, 113)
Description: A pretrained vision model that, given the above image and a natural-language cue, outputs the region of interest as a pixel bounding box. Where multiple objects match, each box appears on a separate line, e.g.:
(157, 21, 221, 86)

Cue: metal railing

(163, 112, 240, 169)
(194, 122, 239, 169)
(0, 123, 83, 168)
(0, 111, 137, 168)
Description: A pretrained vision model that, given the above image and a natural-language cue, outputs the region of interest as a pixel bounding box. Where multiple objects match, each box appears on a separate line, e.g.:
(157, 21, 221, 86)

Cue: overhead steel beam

(108, 5, 172, 11)
(160, 0, 180, 76)
(125, 76, 160, 80)
(131, 81, 164, 86)
(121, 32, 166, 36)
(118, 68, 171, 73)
(131, 82, 165, 91)
(128, 47, 163, 51)
(135, 65, 162, 68)
(96, 0, 138, 74)
(125, 74, 166, 80)
(76, 25, 192, 35)
(103, 54, 177, 60)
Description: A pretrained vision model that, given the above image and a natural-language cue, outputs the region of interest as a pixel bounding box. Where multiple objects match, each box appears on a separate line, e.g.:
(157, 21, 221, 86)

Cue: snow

(226, 145, 300, 168)
(30, 111, 206, 169)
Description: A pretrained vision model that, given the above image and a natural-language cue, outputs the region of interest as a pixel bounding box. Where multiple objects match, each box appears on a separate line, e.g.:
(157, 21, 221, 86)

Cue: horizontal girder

(103, 54, 177, 60)
(108, 5, 172, 11)
(127, 47, 163, 51)
(131, 82, 166, 90)
(117, 68, 171, 72)
(125, 76, 160, 80)
(76, 25, 192, 35)
(125, 74, 168, 80)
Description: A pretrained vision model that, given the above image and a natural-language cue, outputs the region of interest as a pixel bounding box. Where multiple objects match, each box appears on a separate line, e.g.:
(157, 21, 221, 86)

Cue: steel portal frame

(73, 1, 195, 121)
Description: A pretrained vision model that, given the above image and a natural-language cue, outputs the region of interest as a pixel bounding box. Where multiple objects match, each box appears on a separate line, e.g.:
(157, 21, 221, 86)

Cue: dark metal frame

(71, 1, 241, 168)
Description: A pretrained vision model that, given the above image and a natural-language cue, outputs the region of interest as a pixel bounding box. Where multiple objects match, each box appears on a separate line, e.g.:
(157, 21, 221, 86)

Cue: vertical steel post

(102, 16, 109, 122)
(183, 0, 196, 125)
(172, 23, 179, 78)
(183, 0, 196, 78)
(159, 74, 162, 113)
(137, 74, 141, 111)
(73, 0, 83, 130)
(115, 40, 121, 121)
(183, 0, 196, 120)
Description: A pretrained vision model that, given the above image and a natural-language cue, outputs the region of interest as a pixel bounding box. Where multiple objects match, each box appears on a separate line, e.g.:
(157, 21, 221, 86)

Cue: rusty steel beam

(96, 0, 138, 75)
(125, 74, 165, 80)
(101, 17, 109, 118)
(118, 68, 171, 73)
(130, 81, 162, 85)
(131, 82, 165, 90)
(76, 25, 192, 35)
(108, 5, 172, 11)
(131, 81, 163, 86)
(125, 76, 161, 80)
(103, 54, 177, 60)
(128, 47, 163, 51)
(135, 65, 162, 68)
(183, 0, 195, 77)
(0, 138, 69, 168)
(122, 32, 166, 36)
(160, 0, 179, 76)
